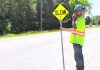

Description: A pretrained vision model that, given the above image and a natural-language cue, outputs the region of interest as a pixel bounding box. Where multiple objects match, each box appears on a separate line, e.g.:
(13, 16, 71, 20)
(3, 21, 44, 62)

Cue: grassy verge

(0, 29, 59, 38)
(0, 25, 100, 38)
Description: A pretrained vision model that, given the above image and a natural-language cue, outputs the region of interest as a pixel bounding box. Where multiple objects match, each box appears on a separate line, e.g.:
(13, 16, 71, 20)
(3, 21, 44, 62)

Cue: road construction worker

(63, 5, 86, 70)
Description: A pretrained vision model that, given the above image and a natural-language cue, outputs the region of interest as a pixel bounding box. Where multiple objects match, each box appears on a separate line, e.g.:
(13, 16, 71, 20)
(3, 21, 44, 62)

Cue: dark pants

(73, 44, 84, 70)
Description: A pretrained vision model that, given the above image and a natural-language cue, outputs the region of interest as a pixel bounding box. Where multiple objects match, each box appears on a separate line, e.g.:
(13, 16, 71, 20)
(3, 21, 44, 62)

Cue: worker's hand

(62, 28, 67, 31)
(59, 27, 66, 31)
(62, 28, 73, 32)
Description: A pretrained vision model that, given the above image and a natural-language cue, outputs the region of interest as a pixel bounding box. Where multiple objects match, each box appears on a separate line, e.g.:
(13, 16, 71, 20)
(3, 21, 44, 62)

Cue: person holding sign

(63, 5, 86, 70)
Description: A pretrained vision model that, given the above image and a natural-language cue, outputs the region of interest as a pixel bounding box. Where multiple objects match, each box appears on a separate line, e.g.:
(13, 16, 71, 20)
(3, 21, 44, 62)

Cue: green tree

(98, 20, 100, 25)
(0, 0, 37, 34)
(91, 16, 100, 25)
(9, 0, 36, 33)
(85, 16, 91, 25)
(0, 0, 11, 34)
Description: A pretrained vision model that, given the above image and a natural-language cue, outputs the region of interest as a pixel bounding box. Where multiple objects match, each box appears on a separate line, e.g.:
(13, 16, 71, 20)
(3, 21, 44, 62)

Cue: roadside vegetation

(0, 0, 100, 38)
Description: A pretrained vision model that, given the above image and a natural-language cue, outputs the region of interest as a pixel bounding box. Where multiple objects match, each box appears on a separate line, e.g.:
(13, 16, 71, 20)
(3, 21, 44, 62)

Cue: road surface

(0, 28, 100, 70)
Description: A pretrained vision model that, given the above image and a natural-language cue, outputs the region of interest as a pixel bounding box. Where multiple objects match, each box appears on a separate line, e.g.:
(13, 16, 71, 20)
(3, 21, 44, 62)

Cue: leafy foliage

(0, 0, 92, 35)
(91, 16, 100, 25)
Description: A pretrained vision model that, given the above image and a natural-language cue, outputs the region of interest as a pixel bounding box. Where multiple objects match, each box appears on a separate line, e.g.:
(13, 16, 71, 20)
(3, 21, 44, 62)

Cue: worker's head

(74, 5, 85, 17)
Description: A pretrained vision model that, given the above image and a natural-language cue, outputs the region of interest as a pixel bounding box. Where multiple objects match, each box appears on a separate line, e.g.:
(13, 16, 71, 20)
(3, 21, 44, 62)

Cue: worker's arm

(72, 13, 77, 29)
(62, 28, 73, 32)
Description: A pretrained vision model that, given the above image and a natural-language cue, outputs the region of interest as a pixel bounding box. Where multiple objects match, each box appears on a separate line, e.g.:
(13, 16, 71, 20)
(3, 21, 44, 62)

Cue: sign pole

(60, 20, 65, 70)
(40, 0, 43, 31)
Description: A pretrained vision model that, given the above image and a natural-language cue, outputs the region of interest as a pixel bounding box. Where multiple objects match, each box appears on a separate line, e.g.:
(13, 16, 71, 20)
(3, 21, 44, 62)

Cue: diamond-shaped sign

(53, 4, 69, 21)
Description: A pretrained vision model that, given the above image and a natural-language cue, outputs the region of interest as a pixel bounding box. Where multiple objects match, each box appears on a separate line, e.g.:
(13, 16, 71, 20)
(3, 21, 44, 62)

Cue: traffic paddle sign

(53, 4, 69, 21)
(53, 4, 69, 70)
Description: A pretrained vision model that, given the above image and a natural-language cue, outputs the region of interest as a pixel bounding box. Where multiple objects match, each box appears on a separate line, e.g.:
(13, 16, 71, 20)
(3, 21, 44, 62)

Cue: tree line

(85, 16, 100, 25)
(0, 0, 91, 35)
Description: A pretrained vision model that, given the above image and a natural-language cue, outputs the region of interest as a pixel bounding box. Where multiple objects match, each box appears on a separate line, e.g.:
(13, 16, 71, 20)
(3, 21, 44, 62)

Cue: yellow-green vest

(69, 16, 85, 46)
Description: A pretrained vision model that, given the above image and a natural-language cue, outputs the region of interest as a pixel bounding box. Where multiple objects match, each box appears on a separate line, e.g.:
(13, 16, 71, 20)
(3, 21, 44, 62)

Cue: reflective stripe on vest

(72, 30, 85, 36)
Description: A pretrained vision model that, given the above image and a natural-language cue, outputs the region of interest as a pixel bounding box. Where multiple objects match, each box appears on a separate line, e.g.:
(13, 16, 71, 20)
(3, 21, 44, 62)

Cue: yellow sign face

(53, 4, 69, 21)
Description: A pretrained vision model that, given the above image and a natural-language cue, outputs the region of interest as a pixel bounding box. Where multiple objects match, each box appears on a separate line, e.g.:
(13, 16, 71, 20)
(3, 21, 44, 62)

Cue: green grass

(0, 30, 59, 38)
(1, 25, 100, 38)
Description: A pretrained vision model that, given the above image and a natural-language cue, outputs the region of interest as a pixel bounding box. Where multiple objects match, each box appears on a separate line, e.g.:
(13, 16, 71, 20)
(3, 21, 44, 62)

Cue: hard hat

(74, 5, 85, 11)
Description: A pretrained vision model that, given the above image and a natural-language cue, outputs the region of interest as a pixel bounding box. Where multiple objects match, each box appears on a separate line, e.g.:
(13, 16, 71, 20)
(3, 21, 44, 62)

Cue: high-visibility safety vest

(69, 16, 85, 46)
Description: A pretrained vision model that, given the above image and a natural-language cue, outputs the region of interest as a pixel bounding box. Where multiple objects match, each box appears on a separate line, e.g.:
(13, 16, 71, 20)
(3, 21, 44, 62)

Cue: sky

(89, 0, 100, 16)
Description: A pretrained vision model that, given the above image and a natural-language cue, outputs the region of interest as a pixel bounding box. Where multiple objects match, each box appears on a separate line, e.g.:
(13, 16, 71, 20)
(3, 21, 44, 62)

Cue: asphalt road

(0, 28, 100, 70)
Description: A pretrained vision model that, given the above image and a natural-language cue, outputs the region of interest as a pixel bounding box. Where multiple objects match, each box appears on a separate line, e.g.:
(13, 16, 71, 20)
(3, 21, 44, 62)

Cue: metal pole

(60, 20, 66, 70)
(40, 0, 43, 31)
